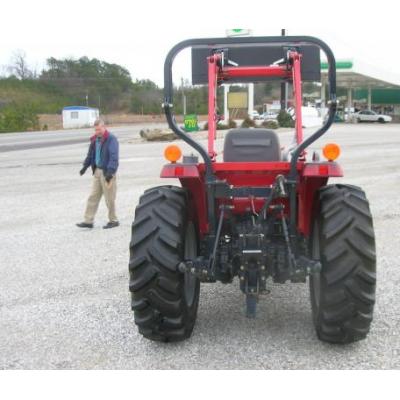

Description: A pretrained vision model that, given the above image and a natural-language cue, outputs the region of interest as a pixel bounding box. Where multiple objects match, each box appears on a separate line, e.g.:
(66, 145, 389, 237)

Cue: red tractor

(129, 36, 376, 343)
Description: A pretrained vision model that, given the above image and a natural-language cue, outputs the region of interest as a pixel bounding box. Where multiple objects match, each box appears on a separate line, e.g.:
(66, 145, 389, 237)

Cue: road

(0, 123, 399, 369)
(0, 123, 167, 152)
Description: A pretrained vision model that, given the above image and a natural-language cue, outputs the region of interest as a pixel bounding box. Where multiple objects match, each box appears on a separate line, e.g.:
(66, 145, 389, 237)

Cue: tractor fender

(160, 163, 200, 178)
(302, 162, 343, 177)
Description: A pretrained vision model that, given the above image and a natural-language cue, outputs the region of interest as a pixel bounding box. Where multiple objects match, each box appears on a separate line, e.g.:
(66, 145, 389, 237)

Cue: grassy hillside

(0, 77, 76, 114)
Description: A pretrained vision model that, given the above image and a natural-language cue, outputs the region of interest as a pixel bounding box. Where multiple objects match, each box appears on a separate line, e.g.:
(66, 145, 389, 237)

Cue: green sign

(226, 29, 252, 37)
(321, 60, 353, 70)
(184, 114, 199, 132)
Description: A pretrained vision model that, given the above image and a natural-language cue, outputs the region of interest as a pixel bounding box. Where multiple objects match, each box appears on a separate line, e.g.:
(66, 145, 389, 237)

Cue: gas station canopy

(321, 59, 400, 89)
(320, 59, 400, 110)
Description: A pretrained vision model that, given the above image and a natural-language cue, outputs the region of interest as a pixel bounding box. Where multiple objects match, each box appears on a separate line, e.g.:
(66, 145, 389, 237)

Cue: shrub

(0, 103, 40, 133)
(261, 120, 279, 129)
(241, 116, 256, 128)
(227, 118, 237, 129)
(277, 110, 295, 128)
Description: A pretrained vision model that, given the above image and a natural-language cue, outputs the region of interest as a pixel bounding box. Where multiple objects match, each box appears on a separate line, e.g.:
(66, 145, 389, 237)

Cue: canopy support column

(368, 86, 372, 110)
(347, 87, 353, 113)
(224, 84, 230, 121)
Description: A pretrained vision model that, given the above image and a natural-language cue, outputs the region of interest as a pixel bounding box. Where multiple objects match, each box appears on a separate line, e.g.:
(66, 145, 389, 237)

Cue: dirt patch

(38, 114, 63, 130)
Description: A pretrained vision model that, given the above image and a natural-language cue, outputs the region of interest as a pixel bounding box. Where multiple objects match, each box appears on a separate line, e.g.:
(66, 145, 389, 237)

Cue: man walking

(76, 119, 120, 229)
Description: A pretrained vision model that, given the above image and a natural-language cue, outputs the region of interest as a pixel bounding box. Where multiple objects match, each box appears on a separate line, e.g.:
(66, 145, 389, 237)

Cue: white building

(62, 106, 99, 129)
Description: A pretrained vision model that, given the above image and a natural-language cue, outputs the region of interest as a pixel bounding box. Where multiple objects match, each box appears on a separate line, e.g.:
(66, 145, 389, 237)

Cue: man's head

(94, 119, 106, 136)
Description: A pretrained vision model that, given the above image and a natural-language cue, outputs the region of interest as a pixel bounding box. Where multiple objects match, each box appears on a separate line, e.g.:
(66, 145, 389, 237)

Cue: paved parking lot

(0, 123, 399, 369)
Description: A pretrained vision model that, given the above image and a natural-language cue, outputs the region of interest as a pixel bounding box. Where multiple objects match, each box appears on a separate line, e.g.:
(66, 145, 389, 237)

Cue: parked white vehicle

(249, 110, 261, 120)
(288, 106, 323, 128)
(261, 111, 279, 121)
(355, 110, 392, 123)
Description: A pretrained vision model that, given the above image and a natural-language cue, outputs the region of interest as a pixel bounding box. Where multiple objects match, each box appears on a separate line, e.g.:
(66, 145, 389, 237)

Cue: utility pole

(224, 84, 230, 121)
(280, 29, 288, 111)
(181, 77, 187, 116)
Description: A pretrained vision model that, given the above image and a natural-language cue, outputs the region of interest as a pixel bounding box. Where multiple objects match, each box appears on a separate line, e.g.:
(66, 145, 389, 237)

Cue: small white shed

(62, 106, 99, 129)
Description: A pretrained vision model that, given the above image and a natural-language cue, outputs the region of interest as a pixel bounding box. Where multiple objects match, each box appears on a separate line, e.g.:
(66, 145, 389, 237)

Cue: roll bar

(163, 36, 337, 180)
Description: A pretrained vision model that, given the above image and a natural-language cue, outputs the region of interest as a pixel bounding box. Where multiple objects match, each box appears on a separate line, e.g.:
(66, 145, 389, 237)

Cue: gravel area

(0, 123, 399, 369)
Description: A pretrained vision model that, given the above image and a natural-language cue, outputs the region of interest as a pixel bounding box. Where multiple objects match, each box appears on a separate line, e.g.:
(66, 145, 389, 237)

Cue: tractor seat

(223, 128, 281, 162)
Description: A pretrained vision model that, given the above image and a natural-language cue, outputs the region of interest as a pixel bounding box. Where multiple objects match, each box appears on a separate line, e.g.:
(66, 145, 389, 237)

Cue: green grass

(0, 78, 76, 114)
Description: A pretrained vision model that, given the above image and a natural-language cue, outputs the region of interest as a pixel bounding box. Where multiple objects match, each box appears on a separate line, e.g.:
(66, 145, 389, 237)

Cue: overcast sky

(0, 0, 397, 86)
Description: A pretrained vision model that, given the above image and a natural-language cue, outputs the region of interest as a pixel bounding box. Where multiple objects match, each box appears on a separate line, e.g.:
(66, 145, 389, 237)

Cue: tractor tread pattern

(129, 185, 199, 342)
(311, 184, 376, 344)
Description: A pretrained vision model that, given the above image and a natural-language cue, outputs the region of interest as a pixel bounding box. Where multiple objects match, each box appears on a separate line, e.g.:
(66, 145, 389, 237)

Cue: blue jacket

(83, 131, 119, 175)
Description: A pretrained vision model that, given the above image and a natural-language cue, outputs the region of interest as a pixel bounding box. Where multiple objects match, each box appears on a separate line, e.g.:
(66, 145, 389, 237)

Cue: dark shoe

(76, 222, 94, 228)
(103, 221, 120, 229)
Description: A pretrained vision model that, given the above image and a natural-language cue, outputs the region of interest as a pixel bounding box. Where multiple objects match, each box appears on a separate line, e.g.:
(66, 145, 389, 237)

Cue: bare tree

(9, 50, 32, 79)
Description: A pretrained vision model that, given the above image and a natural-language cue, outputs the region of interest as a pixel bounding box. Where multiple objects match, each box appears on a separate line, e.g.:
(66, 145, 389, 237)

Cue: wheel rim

(311, 221, 321, 309)
(184, 223, 197, 307)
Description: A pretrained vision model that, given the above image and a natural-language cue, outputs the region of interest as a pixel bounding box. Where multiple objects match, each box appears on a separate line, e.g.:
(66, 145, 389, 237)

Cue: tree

(40, 57, 134, 111)
(131, 79, 162, 114)
(9, 50, 33, 80)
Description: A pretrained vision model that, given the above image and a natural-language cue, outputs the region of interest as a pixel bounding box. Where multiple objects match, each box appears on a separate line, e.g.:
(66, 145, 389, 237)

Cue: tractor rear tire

(310, 184, 376, 344)
(129, 186, 200, 342)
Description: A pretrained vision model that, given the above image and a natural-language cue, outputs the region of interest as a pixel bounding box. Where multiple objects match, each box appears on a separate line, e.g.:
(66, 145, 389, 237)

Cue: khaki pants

(84, 168, 118, 223)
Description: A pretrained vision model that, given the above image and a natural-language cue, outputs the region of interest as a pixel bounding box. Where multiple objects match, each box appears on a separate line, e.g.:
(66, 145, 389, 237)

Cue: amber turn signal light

(164, 145, 182, 163)
(322, 143, 341, 161)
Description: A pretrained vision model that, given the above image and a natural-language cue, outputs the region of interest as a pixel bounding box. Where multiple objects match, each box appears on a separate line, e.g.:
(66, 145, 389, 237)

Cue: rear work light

(322, 143, 341, 161)
(164, 145, 182, 163)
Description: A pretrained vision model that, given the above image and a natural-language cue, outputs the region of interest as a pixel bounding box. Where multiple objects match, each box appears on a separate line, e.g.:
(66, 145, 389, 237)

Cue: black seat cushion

(223, 129, 281, 162)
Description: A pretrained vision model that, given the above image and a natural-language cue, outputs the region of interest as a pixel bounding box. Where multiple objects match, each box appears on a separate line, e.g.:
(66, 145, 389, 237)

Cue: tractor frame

(129, 36, 376, 342)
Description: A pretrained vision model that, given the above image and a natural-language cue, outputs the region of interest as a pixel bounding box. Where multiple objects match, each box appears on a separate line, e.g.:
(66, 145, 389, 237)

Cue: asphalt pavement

(0, 123, 166, 152)
(0, 123, 399, 369)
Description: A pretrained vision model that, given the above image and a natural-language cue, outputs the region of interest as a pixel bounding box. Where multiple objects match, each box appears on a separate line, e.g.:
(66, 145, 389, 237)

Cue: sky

(0, 0, 397, 86)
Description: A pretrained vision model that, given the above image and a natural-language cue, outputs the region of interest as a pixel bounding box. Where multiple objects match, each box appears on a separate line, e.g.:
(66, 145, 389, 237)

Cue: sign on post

(227, 92, 248, 109)
(184, 114, 199, 132)
(226, 29, 253, 37)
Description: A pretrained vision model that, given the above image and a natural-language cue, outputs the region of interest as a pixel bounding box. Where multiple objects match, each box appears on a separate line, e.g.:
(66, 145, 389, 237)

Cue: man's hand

(79, 167, 87, 176)
(105, 174, 113, 183)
